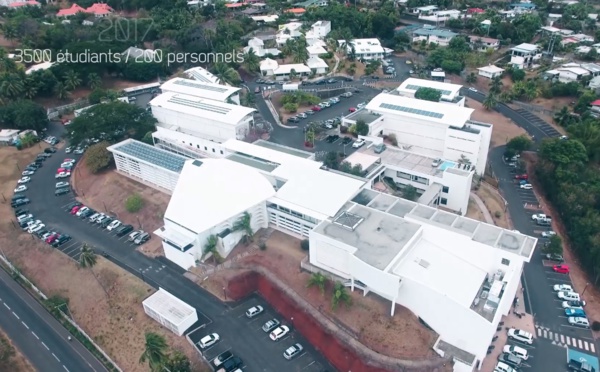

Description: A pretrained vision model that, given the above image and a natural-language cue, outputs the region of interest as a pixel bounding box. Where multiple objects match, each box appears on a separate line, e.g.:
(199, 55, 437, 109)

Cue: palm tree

(78, 243, 109, 299)
(331, 282, 352, 311)
(554, 106, 572, 126)
(0, 73, 24, 98)
(489, 76, 503, 95)
(243, 49, 260, 73)
(483, 94, 498, 110)
(289, 68, 298, 80)
(466, 72, 477, 84)
(202, 234, 219, 259)
(63, 70, 81, 91)
(87, 73, 102, 90)
(1, 24, 17, 47)
(23, 78, 38, 99)
(306, 273, 328, 295)
(139, 332, 168, 372)
(212, 63, 241, 86)
(54, 82, 70, 100)
(233, 212, 254, 244)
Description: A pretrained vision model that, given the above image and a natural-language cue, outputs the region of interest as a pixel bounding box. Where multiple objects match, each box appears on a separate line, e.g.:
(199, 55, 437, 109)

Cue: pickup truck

(532, 214, 551, 222)
(569, 359, 596, 372)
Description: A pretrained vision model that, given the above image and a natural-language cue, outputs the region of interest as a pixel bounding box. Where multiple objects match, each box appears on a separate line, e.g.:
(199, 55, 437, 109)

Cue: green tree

(0, 100, 48, 131)
(507, 135, 532, 153)
(212, 63, 241, 86)
(466, 73, 477, 83)
(85, 141, 113, 173)
(283, 102, 298, 113)
(202, 234, 221, 261)
(244, 49, 260, 73)
(20, 132, 37, 148)
(306, 272, 328, 295)
(554, 106, 576, 127)
(489, 76, 503, 95)
(54, 82, 70, 100)
(483, 94, 498, 110)
(78, 243, 109, 299)
(323, 151, 340, 169)
(403, 185, 418, 201)
(331, 282, 352, 311)
(163, 350, 191, 372)
(510, 68, 525, 82)
(141, 131, 154, 145)
(544, 235, 563, 255)
(233, 211, 254, 243)
(87, 73, 102, 90)
(355, 119, 369, 136)
(139, 332, 168, 372)
(125, 194, 145, 213)
(414, 87, 442, 102)
(63, 70, 82, 91)
(0, 73, 24, 98)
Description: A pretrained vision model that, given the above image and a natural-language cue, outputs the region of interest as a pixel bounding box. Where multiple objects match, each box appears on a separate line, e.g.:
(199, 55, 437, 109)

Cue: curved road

(0, 267, 107, 372)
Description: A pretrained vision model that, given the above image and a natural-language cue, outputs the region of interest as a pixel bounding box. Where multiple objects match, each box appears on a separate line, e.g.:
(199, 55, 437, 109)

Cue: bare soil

(201, 230, 439, 360)
(0, 146, 203, 371)
(466, 98, 527, 148)
(466, 197, 485, 222)
(72, 161, 169, 257)
(0, 328, 35, 372)
(476, 183, 511, 229)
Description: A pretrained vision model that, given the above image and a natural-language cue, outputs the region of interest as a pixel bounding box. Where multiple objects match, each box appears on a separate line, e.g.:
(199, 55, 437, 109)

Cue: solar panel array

(379, 103, 444, 119)
(168, 96, 232, 115)
(405, 84, 452, 96)
(173, 79, 229, 93)
(117, 141, 186, 173)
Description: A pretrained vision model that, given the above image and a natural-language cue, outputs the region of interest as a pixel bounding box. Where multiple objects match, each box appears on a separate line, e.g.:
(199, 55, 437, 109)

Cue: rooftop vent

(415, 258, 430, 268)
(192, 160, 203, 167)
(333, 211, 365, 231)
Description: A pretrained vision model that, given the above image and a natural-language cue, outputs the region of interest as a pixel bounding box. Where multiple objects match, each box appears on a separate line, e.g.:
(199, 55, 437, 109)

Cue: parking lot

(188, 295, 328, 372)
(514, 109, 562, 138)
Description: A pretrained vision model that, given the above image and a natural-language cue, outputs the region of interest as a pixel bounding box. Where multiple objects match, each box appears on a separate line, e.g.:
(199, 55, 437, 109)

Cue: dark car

(537, 219, 551, 226)
(27, 163, 40, 169)
(101, 217, 114, 228)
(341, 76, 353, 82)
(116, 225, 134, 237)
(370, 75, 380, 80)
(44, 147, 57, 153)
(315, 80, 327, 85)
(35, 229, 49, 238)
(326, 78, 336, 84)
(342, 137, 353, 145)
(79, 209, 95, 218)
(134, 232, 150, 245)
(52, 234, 72, 247)
(498, 352, 522, 368)
(36, 155, 47, 162)
(65, 201, 82, 210)
(302, 81, 313, 85)
(14, 209, 29, 217)
(545, 253, 564, 262)
(220, 356, 242, 372)
(11, 198, 30, 208)
(55, 188, 71, 196)
(212, 350, 233, 367)
(12, 194, 26, 201)
(262, 318, 280, 332)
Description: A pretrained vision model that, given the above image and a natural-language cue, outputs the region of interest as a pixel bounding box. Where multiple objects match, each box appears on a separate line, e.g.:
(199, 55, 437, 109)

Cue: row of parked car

(287, 97, 344, 124)
(15, 209, 72, 247)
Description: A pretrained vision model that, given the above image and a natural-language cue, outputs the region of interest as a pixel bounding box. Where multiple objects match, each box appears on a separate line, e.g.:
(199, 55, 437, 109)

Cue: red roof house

(467, 8, 485, 14)
(57, 4, 86, 16)
(8, 1, 41, 7)
(590, 99, 600, 106)
(57, 3, 113, 17)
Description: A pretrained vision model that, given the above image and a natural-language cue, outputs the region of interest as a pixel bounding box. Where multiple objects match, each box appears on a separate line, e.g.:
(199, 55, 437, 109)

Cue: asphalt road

(0, 266, 107, 372)
(464, 89, 599, 371)
(12, 130, 337, 372)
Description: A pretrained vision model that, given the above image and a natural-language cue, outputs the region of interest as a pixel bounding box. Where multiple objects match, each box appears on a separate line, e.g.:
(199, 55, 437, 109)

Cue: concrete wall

(443, 128, 481, 172)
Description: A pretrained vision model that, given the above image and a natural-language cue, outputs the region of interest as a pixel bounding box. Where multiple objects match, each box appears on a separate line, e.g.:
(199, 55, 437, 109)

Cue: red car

(311, 105, 322, 111)
(553, 265, 570, 274)
(45, 234, 59, 244)
(349, 107, 357, 112)
(71, 205, 82, 214)
(515, 174, 528, 180)
(57, 168, 67, 174)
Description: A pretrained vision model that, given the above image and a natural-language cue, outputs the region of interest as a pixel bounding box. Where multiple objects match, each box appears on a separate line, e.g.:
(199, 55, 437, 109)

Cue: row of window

(396, 171, 430, 185)
(182, 139, 224, 155)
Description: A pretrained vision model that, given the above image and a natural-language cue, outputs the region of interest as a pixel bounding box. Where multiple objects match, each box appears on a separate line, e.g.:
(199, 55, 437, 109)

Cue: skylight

(379, 103, 444, 119)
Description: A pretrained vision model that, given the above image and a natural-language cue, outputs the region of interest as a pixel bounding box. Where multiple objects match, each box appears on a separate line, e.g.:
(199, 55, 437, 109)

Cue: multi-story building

(276, 22, 303, 46)
(339, 38, 387, 60)
(160, 78, 241, 105)
(509, 43, 541, 69)
(243, 37, 281, 58)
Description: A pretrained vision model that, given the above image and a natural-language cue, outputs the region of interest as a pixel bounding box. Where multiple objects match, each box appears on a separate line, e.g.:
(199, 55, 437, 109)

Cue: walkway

(328, 54, 340, 76)
(471, 191, 494, 224)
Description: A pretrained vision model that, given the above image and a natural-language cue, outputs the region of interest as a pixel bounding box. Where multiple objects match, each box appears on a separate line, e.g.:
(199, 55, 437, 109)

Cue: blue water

(568, 349, 599, 371)
(439, 161, 456, 171)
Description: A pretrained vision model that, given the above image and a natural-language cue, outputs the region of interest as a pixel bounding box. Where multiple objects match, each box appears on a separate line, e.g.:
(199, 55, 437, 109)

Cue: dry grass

(466, 197, 485, 222)
(466, 95, 528, 148)
(0, 328, 35, 372)
(0, 146, 202, 372)
(475, 183, 510, 229)
(201, 231, 439, 360)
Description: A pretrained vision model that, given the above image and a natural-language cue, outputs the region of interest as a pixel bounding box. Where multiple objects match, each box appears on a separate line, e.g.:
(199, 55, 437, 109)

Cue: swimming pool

(439, 161, 456, 171)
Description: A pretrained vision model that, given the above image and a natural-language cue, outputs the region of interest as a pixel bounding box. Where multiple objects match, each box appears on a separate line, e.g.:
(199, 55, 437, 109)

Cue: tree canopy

(0, 100, 48, 132)
(414, 87, 442, 102)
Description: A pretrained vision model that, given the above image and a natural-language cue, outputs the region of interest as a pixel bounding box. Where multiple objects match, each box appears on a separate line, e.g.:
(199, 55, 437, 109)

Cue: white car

(562, 300, 586, 309)
(106, 220, 122, 231)
(14, 185, 28, 193)
(73, 148, 85, 154)
(55, 181, 70, 189)
(60, 162, 75, 168)
(502, 345, 528, 360)
(246, 305, 264, 318)
(541, 231, 556, 238)
(520, 184, 532, 190)
(88, 213, 101, 222)
(554, 284, 573, 292)
(75, 206, 89, 217)
(21, 170, 35, 176)
(29, 224, 45, 234)
(24, 220, 41, 230)
(558, 291, 580, 301)
(532, 214, 549, 221)
(17, 214, 33, 223)
(507, 328, 533, 344)
(55, 172, 71, 179)
(560, 135, 569, 140)
(352, 139, 365, 148)
(198, 333, 220, 349)
(65, 146, 73, 153)
(568, 316, 590, 328)
(495, 361, 517, 372)
(17, 177, 31, 184)
(468, 87, 478, 92)
(128, 230, 142, 242)
(269, 325, 290, 341)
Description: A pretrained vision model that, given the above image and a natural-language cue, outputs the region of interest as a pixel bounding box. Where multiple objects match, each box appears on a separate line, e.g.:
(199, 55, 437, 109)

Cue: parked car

(100, 217, 114, 228)
(65, 146, 73, 153)
(116, 225, 134, 237)
(55, 171, 71, 179)
(44, 147, 57, 153)
(553, 264, 570, 274)
(494, 361, 517, 372)
(520, 183, 532, 190)
(515, 174, 528, 180)
(11, 198, 30, 208)
(297, 112, 307, 119)
(497, 352, 522, 369)
(134, 232, 150, 245)
(218, 356, 242, 372)
(283, 343, 304, 360)
(507, 328, 533, 344)
(262, 319, 281, 333)
(14, 185, 27, 193)
(269, 325, 290, 341)
(52, 234, 72, 247)
(55, 181, 70, 189)
(213, 350, 233, 367)
(541, 231, 556, 238)
(532, 214, 551, 221)
(73, 148, 85, 155)
(352, 139, 365, 148)
(76, 206, 89, 217)
(128, 230, 143, 242)
(568, 316, 590, 328)
(245, 305, 264, 318)
(562, 300, 586, 309)
(502, 345, 528, 360)
(568, 358, 596, 372)
(106, 220, 122, 231)
(558, 291, 580, 301)
(553, 284, 573, 292)
(21, 170, 35, 176)
(341, 92, 352, 98)
(96, 215, 110, 224)
(198, 333, 220, 349)
(287, 117, 300, 123)
(537, 219, 551, 226)
(565, 308, 586, 317)
(311, 105, 322, 111)
(545, 253, 563, 262)
(55, 188, 70, 196)
(17, 177, 31, 184)
(348, 107, 356, 112)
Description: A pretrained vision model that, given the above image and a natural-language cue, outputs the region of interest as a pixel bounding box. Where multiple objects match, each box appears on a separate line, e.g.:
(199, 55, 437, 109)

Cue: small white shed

(142, 288, 198, 336)
(477, 65, 505, 79)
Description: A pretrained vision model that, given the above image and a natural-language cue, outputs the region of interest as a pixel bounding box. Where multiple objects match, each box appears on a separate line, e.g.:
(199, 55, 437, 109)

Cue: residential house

(56, 2, 113, 17)
(412, 28, 457, 47)
(590, 77, 600, 93)
(305, 20, 330, 46)
(509, 2, 536, 12)
(410, 5, 437, 15)
(284, 8, 306, 16)
(477, 65, 505, 79)
(259, 59, 311, 80)
(419, 9, 462, 22)
(306, 44, 327, 58)
(294, 0, 327, 7)
(6, 0, 40, 7)
(509, 43, 541, 69)
(243, 37, 281, 57)
(306, 56, 328, 74)
(469, 36, 500, 52)
(339, 38, 387, 61)
(276, 22, 303, 46)
(545, 66, 590, 83)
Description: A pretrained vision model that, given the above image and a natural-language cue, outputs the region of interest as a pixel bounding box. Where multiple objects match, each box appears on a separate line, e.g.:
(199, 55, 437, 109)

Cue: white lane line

(566, 337, 571, 346)
(32, 332, 39, 340)
(12, 311, 19, 320)
(579, 339, 583, 349)
(591, 343, 596, 353)
(63, 366, 69, 372)
(52, 353, 60, 361)
(21, 321, 28, 329)
(3, 303, 10, 310)
(560, 335, 565, 343)
(42, 342, 49, 350)
(555, 334, 560, 342)
(584, 342, 590, 351)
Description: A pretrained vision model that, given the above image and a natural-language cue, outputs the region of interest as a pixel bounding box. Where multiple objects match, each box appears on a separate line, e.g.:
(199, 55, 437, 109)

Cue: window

(196, 145, 199, 149)
(442, 186, 449, 193)
(440, 198, 448, 205)
(220, 150, 224, 155)
(501, 258, 510, 266)
(212, 148, 215, 152)
(204, 146, 207, 151)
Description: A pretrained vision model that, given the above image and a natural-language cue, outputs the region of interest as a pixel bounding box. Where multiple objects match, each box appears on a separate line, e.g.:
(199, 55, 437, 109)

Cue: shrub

(259, 242, 267, 251)
(340, 126, 348, 134)
(593, 321, 600, 331)
(125, 194, 144, 213)
(85, 141, 113, 173)
(387, 133, 398, 146)
(494, 211, 502, 218)
(300, 239, 309, 251)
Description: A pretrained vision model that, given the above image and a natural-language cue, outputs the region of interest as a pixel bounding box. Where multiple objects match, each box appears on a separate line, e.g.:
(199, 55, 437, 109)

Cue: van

(502, 345, 528, 360)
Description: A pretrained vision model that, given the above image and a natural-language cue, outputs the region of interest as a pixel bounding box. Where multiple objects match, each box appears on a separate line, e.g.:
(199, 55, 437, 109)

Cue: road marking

(579, 339, 583, 349)
(584, 342, 590, 351)
(21, 321, 28, 329)
(42, 342, 49, 350)
(591, 343, 596, 353)
(566, 337, 571, 346)
(560, 335, 565, 343)
(63, 366, 69, 372)
(555, 333, 560, 342)
(3, 303, 10, 310)
(32, 332, 39, 339)
(12, 311, 19, 320)
(52, 353, 60, 361)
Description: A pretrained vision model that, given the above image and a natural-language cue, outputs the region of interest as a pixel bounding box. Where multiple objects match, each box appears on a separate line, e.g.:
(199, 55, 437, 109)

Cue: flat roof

(478, 65, 505, 73)
(392, 239, 487, 307)
(512, 43, 539, 52)
(226, 153, 279, 172)
(254, 139, 313, 158)
(344, 110, 382, 124)
(344, 151, 380, 171)
(142, 288, 196, 326)
(160, 78, 240, 102)
(108, 139, 187, 173)
(184, 66, 220, 84)
(366, 93, 473, 127)
(397, 78, 462, 99)
(150, 92, 255, 126)
(314, 204, 421, 270)
(165, 158, 276, 233)
(224, 139, 321, 168)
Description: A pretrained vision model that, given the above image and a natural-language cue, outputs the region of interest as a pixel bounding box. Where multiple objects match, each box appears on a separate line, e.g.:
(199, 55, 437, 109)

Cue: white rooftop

(260, 58, 279, 70)
(183, 66, 220, 84)
(366, 93, 474, 127)
(274, 63, 311, 75)
(307, 44, 327, 55)
(160, 78, 240, 102)
(150, 92, 255, 126)
(512, 43, 539, 52)
(478, 65, 505, 73)
(165, 158, 276, 233)
(397, 78, 462, 100)
(348, 38, 384, 54)
(306, 56, 328, 69)
(224, 139, 321, 168)
(26, 62, 54, 74)
(142, 288, 197, 326)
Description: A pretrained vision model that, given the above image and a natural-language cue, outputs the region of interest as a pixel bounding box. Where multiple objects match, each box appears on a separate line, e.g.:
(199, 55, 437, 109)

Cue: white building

(477, 65, 505, 79)
(183, 66, 220, 84)
(340, 38, 387, 60)
(412, 28, 457, 46)
(396, 78, 465, 106)
(142, 288, 198, 336)
(160, 78, 241, 105)
(259, 59, 311, 80)
(419, 9, 461, 22)
(306, 56, 328, 74)
(411, 5, 437, 14)
(0, 129, 19, 146)
(509, 43, 541, 69)
(243, 37, 281, 58)
(108, 139, 186, 193)
(149, 92, 256, 143)
(305, 21, 331, 45)
(308, 197, 536, 371)
(276, 22, 303, 46)
(469, 36, 500, 52)
(306, 44, 328, 57)
(343, 93, 492, 176)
